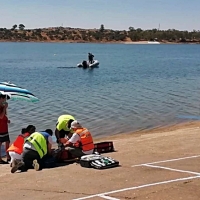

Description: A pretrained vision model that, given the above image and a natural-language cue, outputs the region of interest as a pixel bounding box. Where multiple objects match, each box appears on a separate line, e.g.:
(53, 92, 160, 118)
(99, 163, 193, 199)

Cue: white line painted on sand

(143, 164, 200, 175)
(98, 195, 120, 200)
(73, 176, 200, 200)
(132, 155, 200, 167)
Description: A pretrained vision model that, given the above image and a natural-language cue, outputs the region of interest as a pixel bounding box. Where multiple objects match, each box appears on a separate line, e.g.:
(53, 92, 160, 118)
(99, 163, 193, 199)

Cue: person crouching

(64, 120, 94, 158)
(7, 125, 36, 166)
(11, 129, 53, 173)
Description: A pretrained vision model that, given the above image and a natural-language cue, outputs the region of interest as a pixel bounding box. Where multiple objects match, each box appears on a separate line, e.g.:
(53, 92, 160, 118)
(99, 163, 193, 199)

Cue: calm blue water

(1, 42, 200, 141)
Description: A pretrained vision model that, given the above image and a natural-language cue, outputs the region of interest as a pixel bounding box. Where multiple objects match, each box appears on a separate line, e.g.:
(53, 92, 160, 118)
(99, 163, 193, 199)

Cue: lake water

(1, 42, 200, 141)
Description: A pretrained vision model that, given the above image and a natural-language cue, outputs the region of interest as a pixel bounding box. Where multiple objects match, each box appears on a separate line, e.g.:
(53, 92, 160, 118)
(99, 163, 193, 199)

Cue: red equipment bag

(94, 141, 115, 154)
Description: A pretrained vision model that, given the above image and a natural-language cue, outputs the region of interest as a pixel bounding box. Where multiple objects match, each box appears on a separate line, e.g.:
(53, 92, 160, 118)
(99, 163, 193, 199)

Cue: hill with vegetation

(0, 24, 200, 43)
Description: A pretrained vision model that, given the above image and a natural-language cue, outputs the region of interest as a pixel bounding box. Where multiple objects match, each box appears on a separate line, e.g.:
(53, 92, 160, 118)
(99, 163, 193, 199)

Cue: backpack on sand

(90, 156, 119, 169)
(80, 154, 119, 169)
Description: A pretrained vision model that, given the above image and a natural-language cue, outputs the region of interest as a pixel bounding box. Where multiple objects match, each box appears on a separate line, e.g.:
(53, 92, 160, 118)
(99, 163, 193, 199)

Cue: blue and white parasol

(0, 82, 39, 102)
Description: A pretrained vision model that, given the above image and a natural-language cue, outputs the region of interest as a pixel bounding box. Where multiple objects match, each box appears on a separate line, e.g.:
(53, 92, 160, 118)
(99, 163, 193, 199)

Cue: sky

(0, 0, 200, 31)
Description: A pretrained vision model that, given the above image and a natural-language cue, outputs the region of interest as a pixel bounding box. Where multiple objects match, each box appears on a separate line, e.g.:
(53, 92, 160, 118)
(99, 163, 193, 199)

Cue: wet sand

(1, 121, 200, 200)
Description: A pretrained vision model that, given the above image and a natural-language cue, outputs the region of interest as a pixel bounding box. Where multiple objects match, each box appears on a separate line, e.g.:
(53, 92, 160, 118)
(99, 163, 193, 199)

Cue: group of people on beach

(0, 93, 95, 173)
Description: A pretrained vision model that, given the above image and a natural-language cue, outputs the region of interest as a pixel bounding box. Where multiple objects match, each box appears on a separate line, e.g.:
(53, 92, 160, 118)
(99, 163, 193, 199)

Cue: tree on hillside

(19, 24, 25, 30)
(129, 27, 135, 32)
(136, 28, 143, 33)
(12, 24, 17, 30)
(100, 24, 105, 32)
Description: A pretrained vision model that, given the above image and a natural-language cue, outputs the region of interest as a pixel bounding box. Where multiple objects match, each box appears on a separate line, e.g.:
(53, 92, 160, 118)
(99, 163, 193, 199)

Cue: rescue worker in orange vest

(7, 125, 36, 166)
(64, 120, 94, 158)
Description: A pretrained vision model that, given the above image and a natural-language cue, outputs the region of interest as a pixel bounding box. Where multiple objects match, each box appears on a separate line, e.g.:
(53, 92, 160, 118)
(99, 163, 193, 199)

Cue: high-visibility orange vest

(7, 132, 30, 154)
(76, 128, 94, 151)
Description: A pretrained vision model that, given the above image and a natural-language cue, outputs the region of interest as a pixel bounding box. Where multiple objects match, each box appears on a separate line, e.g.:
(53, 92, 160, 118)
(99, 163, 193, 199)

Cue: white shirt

(68, 133, 94, 155)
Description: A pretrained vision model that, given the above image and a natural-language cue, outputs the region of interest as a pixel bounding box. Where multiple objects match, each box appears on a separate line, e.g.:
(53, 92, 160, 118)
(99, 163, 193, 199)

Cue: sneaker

(10, 159, 17, 168)
(11, 160, 24, 173)
(32, 159, 40, 171)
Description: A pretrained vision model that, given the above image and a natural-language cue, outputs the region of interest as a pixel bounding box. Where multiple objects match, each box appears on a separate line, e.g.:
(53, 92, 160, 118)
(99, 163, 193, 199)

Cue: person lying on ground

(11, 129, 53, 173)
(64, 120, 94, 158)
(7, 125, 36, 166)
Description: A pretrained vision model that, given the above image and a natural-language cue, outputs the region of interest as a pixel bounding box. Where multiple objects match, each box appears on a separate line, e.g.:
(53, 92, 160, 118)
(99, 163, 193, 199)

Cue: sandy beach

(1, 121, 200, 200)
(124, 41, 150, 44)
(123, 41, 180, 44)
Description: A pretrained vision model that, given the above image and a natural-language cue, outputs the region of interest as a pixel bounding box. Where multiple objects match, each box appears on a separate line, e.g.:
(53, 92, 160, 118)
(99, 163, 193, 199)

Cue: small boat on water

(77, 60, 100, 69)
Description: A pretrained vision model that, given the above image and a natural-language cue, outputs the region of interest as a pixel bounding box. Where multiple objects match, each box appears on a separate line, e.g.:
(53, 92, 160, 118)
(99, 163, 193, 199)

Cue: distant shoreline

(0, 40, 199, 44)
(1, 26, 200, 44)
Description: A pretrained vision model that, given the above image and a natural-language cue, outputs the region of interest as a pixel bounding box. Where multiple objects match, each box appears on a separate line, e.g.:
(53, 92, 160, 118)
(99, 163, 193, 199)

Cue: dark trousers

(21, 147, 42, 170)
(89, 59, 93, 64)
(66, 147, 85, 158)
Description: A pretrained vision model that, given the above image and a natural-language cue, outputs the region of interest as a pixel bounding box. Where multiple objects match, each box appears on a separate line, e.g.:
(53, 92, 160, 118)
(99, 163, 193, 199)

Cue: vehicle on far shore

(148, 41, 160, 44)
(148, 38, 160, 44)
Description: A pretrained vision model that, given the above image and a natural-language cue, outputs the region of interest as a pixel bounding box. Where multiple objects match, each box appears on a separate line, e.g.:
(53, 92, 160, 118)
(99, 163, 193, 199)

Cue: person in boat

(11, 129, 53, 173)
(7, 125, 36, 166)
(55, 115, 75, 145)
(88, 53, 94, 64)
(63, 120, 94, 158)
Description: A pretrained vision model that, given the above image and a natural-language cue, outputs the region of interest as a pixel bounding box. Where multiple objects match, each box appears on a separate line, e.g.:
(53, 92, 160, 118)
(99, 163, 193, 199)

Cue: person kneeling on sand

(11, 129, 53, 173)
(64, 120, 94, 158)
(55, 114, 75, 145)
(7, 125, 36, 166)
